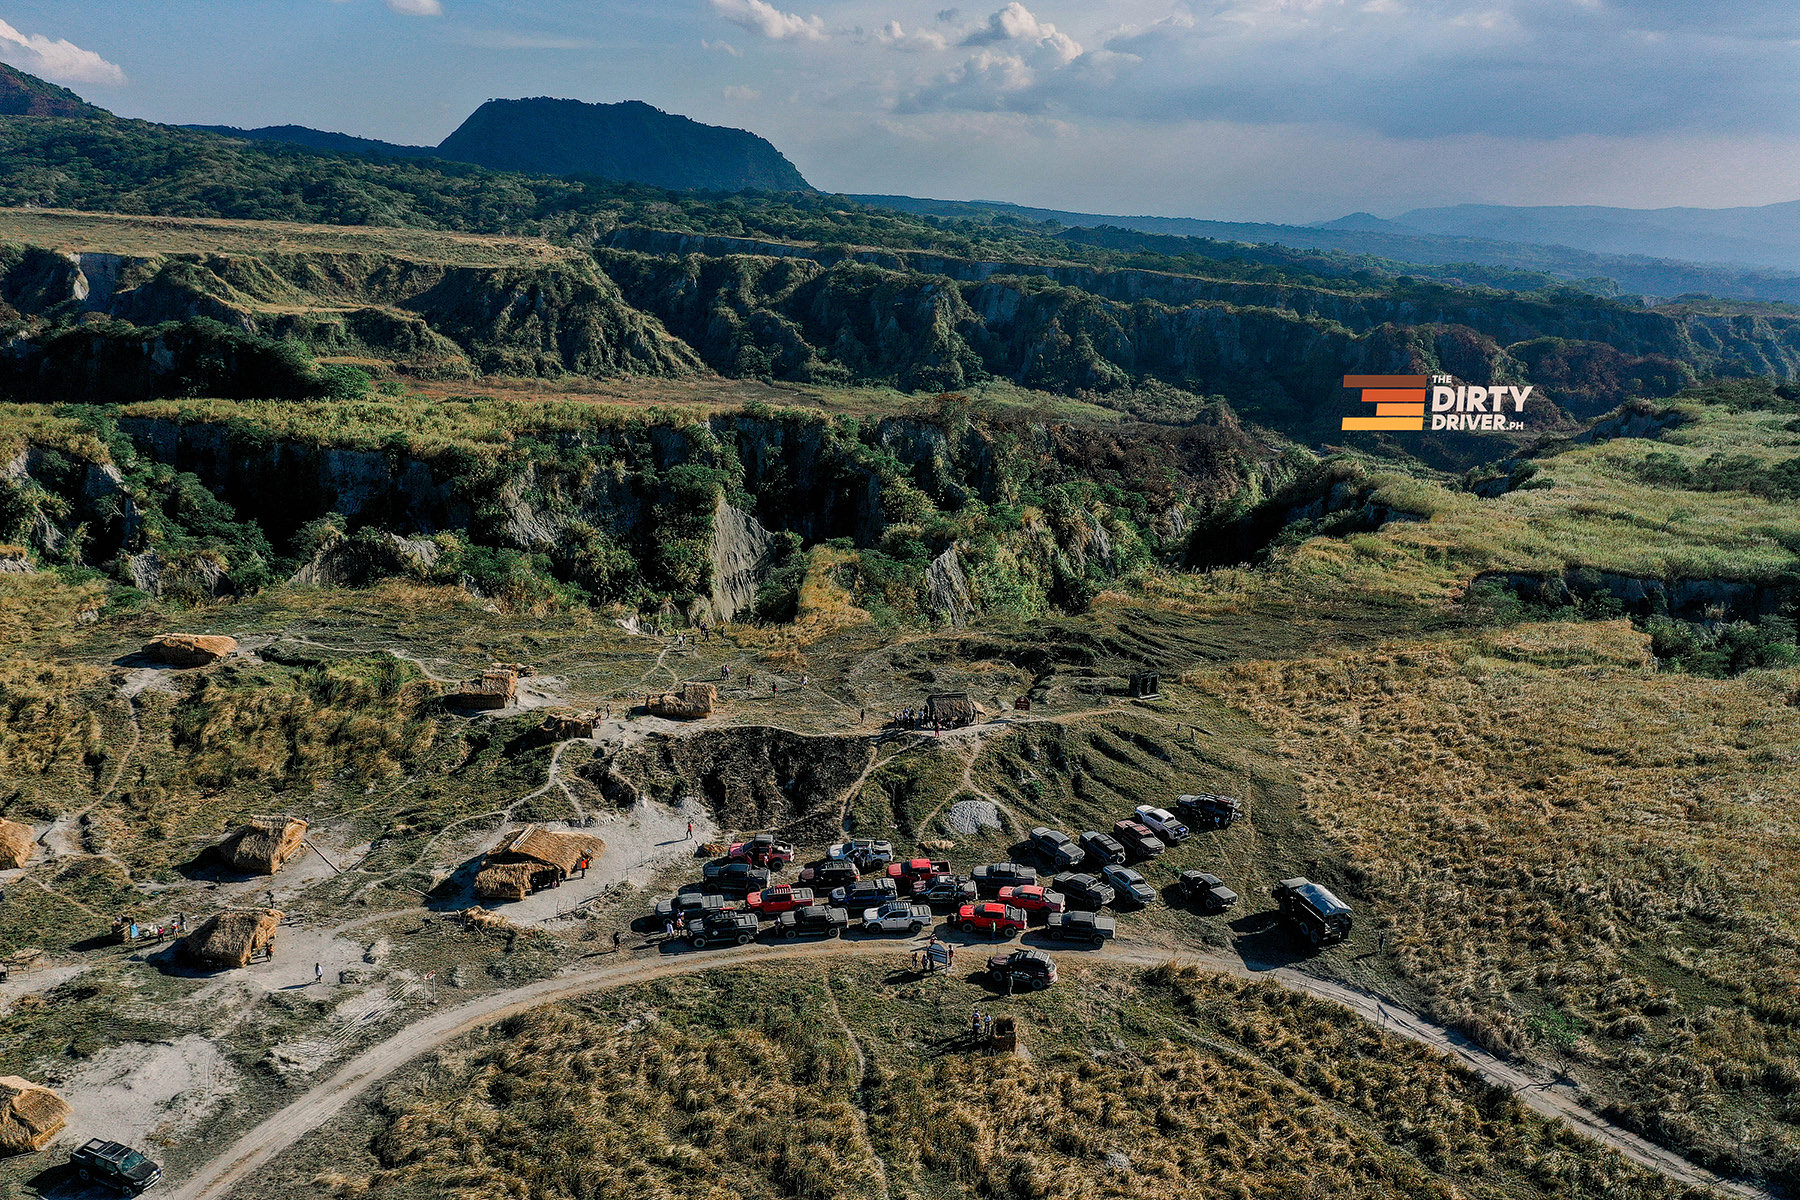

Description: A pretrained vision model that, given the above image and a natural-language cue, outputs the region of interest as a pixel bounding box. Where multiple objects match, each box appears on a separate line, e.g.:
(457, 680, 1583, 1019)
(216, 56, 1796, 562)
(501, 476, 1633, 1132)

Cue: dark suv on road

(702, 861, 770, 895)
(70, 1140, 161, 1195)
(775, 905, 850, 939)
(687, 910, 761, 948)
(1272, 877, 1353, 946)
(1045, 911, 1116, 946)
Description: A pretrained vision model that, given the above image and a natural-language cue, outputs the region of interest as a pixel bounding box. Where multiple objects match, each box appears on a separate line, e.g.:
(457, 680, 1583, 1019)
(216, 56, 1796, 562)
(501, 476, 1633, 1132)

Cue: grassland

(233, 959, 1702, 1200)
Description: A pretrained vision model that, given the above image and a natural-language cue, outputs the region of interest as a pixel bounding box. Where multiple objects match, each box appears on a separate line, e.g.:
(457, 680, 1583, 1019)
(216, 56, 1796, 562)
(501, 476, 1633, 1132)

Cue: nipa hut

(538, 710, 600, 741)
(0, 1077, 70, 1155)
(179, 907, 283, 970)
(143, 633, 238, 667)
(647, 682, 717, 720)
(447, 666, 519, 710)
(214, 815, 309, 875)
(925, 692, 982, 728)
(0, 819, 33, 870)
(473, 825, 606, 902)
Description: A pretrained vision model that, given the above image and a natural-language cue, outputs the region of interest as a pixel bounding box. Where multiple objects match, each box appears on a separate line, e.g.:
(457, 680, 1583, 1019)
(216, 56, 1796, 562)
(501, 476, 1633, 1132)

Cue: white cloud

(709, 0, 826, 41)
(386, 0, 444, 14)
(724, 84, 763, 100)
(875, 20, 950, 51)
(0, 19, 125, 87)
(961, 2, 1081, 63)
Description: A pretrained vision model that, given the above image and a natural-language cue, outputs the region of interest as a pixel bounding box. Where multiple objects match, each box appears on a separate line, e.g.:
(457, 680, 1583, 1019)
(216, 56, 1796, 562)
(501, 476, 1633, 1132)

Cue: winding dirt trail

(163, 937, 1766, 1200)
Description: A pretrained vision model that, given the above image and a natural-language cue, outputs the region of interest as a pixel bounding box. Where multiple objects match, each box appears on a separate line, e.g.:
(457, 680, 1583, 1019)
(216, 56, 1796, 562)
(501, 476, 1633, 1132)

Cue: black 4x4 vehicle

(971, 862, 1038, 896)
(1027, 827, 1084, 870)
(1045, 910, 1116, 946)
(687, 910, 761, 948)
(1272, 877, 1353, 946)
(70, 1140, 161, 1195)
(797, 860, 861, 889)
(987, 947, 1057, 991)
(1178, 870, 1239, 913)
(775, 905, 849, 939)
(1177, 793, 1242, 830)
(913, 874, 978, 908)
(1077, 830, 1126, 866)
(1051, 872, 1115, 911)
(702, 862, 770, 896)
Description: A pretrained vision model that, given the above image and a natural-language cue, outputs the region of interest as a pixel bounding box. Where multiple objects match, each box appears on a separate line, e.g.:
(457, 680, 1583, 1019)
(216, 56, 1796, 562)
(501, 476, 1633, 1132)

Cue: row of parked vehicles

(657, 793, 1261, 953)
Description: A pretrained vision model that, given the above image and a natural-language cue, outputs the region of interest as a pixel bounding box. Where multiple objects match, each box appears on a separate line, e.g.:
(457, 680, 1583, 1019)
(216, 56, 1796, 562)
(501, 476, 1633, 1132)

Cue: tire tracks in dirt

(163, 937, 1765, 1200)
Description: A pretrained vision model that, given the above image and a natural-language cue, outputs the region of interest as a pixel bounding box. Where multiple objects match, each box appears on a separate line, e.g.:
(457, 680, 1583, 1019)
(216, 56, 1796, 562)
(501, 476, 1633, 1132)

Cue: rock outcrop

(707, 499, 776, 624)
(143, 633, 238, 667)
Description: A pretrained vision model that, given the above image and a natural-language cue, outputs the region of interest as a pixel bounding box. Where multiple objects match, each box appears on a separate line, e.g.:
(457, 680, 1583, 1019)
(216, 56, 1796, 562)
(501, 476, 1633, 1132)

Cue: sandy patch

(57, 1034, 238, 1150)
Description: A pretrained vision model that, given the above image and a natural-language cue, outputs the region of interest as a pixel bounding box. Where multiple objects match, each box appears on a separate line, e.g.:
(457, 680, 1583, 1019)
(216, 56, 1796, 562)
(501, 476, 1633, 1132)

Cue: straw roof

(215, 815, 309, 875)
(926, 692, 982, 727)
(449, 667, 518, 710)
(144, 633, 238, 667)
(491, 825, 605, 875)
(473, 825, 605, 902)
(473, 861, 537, 902)
(648, 682, 716, 719)
(180, 907, 283, 969)
(0, 1077, 70, 1154)
(0, 819, 32, 870)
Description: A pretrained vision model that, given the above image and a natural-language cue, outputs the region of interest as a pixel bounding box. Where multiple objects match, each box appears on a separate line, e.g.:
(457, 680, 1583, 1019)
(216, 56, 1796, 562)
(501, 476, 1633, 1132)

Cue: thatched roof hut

(179, 907, 283, 969)
(143, 633, 238, 667)
(447, 666, 518, 711)
(0, 819, 32, 871)
(0, 1077, 69, 1155)
(926, 692, 982, 728)
(538, 711, 600, 741)
(214, 815, 309, 875)
(648, 682, 716, 720)
(473, 825, 606, 903)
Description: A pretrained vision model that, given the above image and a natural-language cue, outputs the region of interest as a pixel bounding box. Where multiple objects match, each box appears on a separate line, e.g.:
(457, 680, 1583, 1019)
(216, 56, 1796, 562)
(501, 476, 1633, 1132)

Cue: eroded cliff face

(3, 404, 1282, 622)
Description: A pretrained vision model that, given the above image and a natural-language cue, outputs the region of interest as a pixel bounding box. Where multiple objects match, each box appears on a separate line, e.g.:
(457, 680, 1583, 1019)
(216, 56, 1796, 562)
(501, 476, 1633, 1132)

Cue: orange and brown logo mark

(1340, 374, 1427, 432)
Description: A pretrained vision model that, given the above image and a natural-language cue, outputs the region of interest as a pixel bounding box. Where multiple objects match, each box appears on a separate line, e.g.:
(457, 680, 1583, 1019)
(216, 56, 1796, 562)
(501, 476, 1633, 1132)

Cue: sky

(1, 0, 1798, 223)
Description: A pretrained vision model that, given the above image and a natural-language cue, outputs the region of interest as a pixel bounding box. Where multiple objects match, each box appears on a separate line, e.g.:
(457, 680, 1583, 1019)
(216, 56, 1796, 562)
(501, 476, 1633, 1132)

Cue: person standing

(612, 930, 623, 953)
(314, 962, 323, 985)
(686, 819, 695, 839)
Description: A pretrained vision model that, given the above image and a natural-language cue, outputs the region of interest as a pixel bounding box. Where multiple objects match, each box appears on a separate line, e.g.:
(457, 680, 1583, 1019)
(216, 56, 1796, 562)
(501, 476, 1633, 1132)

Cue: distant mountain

(0, 62, 104, 118)
(191, 98, 811, 194)
(438, 99, 810, 192)
(1389, 201, 1800, 273)
(853, 194, 1800, 304)
(186, 124, 437, 161)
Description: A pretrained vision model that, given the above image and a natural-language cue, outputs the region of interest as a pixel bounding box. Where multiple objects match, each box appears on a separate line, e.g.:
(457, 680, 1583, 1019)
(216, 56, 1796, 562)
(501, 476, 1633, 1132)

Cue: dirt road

(164, 936, 1766, 1200)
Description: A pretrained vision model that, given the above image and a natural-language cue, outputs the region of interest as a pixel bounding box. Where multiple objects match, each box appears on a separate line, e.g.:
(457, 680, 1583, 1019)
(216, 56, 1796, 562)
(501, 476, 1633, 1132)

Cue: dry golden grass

(326, 961, 1701, 1200)
(1198, 619, 1800, 1182)
(0, 207, 576, 266)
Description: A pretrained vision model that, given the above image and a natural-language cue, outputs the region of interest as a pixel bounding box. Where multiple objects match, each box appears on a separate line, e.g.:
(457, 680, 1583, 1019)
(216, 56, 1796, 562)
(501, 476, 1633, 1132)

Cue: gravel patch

(945, 799, 1001, 835)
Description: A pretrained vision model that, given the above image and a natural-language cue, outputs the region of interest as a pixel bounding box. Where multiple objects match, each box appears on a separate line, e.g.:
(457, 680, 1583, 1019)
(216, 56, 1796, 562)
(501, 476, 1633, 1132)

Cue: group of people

(910, 935, 955, 972)
(118, 912, 186, 942)
(969, 1008, 996, 1041)
(889, 708, 942, 734)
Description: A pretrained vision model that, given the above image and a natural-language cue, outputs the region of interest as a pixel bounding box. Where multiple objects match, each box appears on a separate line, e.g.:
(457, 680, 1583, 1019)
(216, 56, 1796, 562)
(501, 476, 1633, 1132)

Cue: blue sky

(2, 0, 1796, 223)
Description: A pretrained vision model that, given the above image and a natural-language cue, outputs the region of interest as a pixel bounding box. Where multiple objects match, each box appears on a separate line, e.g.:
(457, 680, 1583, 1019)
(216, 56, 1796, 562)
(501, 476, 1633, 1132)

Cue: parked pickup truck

(70, 1139, 161, 1195)
(1045, 911, 1117, 946)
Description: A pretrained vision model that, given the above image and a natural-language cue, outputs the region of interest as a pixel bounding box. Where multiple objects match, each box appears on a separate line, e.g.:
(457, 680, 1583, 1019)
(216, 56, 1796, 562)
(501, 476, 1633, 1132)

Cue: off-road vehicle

(971, 862, 1038, 896)
(913, 874, 979, 908)
(958, 902, 1028, 936)
(1178, 870, 1238, 913)
(887, 858, 951, 890)
(744, 885, 815, 915)
(687, 911, 761, 948)
(797, 860, 860, 889)
(1133, 805, 1190, 844)
(1077, 830, 1127, 866)
(1045, 911, 1117, 946)
(1110, 820, 1165, 860)
(861, 900, 932, 933)
(1177, 793, 1242, 830)
(831, 878, 899, 908)
(1051, 871, 1116, 910)
(652, 892, 739, 923)
(997, 884, 1065, 915)
(775, 904, 849, 939)
(701, 861, 770, 895)
(1027, 827, 1084, 870)
(70, 1140, 161, 1195)
(987, 947, 1057, 991)
(1100, 864, 1155, 907)
(828, 838, 894, 866)
(727, 834, 795, 868)
(1272, 877, 1353, 946)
